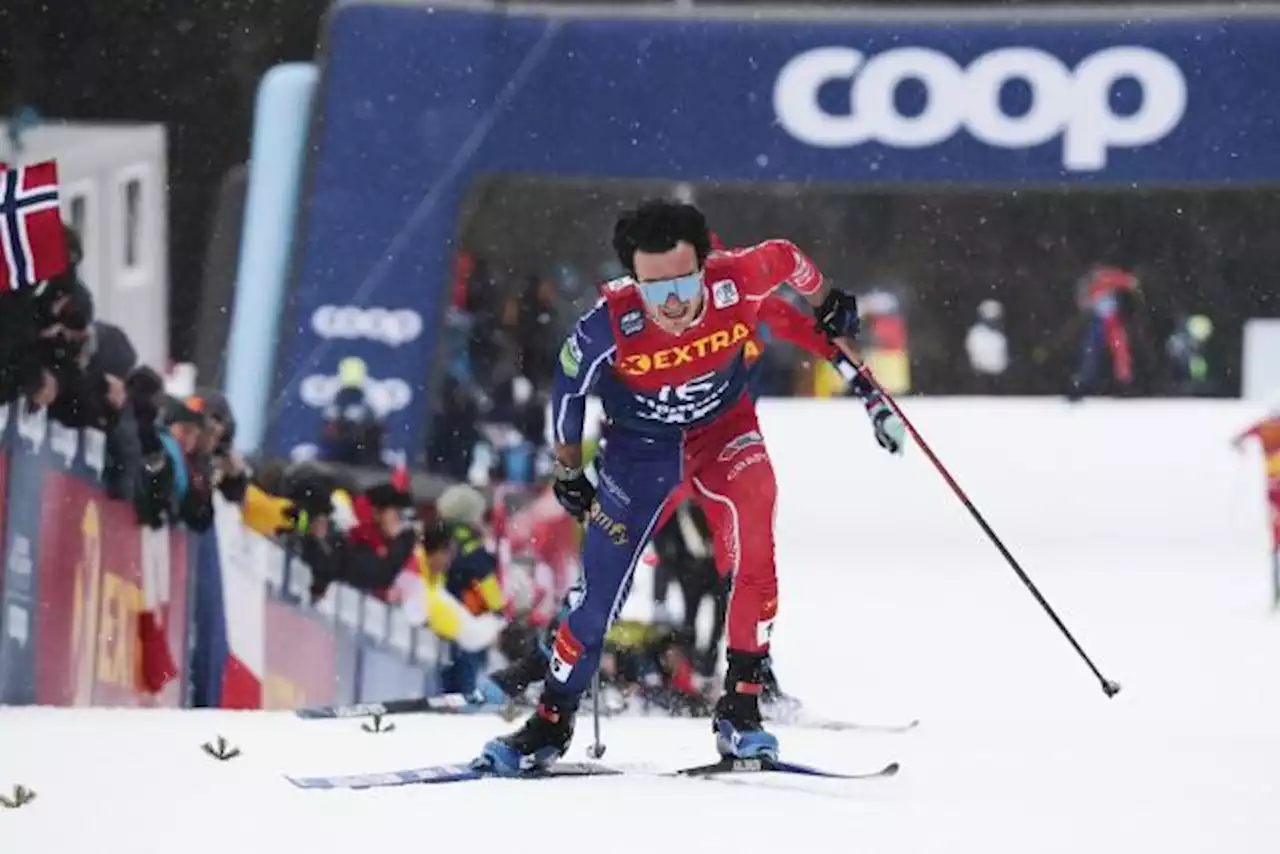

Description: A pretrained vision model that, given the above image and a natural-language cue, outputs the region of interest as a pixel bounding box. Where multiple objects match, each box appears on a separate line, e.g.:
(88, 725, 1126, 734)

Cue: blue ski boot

(712, 651, 779, 760)
(475, 694, 575, 777)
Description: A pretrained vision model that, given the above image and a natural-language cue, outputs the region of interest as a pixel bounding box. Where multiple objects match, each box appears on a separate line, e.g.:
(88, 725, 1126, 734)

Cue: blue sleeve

(550, 299, 617, 446)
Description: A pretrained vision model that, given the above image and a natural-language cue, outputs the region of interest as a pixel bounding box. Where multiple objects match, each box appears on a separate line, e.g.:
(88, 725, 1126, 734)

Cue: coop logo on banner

(298, 373, 414, 416)
(311, 305, 424, 347)
(773, 45, 1187, 170)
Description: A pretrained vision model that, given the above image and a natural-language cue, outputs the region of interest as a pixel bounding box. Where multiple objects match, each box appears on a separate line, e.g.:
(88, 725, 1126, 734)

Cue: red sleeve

(727, 239, 825, 299)
(756, 293, 837, 359)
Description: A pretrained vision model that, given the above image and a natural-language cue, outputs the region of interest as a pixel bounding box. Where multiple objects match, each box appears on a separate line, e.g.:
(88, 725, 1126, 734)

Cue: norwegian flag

(0, 159, 69, 291)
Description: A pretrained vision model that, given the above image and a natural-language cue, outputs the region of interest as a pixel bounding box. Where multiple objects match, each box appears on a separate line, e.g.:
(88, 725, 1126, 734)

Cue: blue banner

(0, 405, 108, 704)
(0, 403, 37, 703)
(271, 3, 1280, 458)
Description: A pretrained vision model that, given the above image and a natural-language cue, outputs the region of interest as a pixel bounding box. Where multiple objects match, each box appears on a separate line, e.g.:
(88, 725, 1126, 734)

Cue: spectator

(434, 484, 507, 696)
(1165, 314, 1215, 395)
(427, 376, 481, 481)
(964, 299, 1009, 394)
(319, 357, 385, 466)
(134, 395, 207, 530)
(394, 515, 507, 698)
(600, 618, 712, 718)
(514, 273, 559, 383)
(0, 287, 55, 411)
(323, 480, 417, 598)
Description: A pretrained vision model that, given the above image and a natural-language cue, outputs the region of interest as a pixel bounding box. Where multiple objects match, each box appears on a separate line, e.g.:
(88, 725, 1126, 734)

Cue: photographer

(132, 393, 208, 530)
(31, 227, 135, 433)
(0, 288, 53, 410)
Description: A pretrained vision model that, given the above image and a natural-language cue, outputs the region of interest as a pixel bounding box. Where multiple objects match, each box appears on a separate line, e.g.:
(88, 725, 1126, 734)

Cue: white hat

(436, 483, 487, 527)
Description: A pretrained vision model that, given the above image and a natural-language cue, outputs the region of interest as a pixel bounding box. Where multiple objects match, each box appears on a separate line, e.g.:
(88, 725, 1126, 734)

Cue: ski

(286, 756, 897, 790)
(286, 761, 622, 790)
(797, 717, 920, 734)
(294, 693, 492, 720)
(674, 756, 899, 780)
(760, 695, 919, 733)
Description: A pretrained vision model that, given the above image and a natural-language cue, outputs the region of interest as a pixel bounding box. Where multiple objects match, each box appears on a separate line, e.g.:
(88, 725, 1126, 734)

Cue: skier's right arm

(549, 300, 616, 517)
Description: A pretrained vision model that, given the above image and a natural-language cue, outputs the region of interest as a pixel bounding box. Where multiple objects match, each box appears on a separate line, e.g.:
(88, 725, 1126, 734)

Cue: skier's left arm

(732, 239, 860, 341)
(756, 294, 904, 455)
(830, 353, 905, 456)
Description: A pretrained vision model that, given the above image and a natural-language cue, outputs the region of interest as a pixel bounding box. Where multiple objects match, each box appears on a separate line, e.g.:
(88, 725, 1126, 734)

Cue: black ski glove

(552, 462, 596, 521)
(814, 289, 861, 340)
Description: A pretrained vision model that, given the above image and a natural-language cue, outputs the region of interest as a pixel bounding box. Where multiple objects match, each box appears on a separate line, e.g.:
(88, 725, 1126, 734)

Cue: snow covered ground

(3, 400, 1278, 853)
(4, 541, 1278, 854)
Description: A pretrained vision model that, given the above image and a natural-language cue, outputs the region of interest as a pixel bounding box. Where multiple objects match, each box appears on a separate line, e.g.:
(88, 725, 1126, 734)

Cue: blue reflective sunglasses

(637, 271, 703, 304)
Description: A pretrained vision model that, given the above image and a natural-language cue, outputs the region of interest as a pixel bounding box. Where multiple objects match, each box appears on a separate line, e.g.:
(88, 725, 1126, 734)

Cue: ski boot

(475, 694, 575, 777)
(712, 651, 779, 760)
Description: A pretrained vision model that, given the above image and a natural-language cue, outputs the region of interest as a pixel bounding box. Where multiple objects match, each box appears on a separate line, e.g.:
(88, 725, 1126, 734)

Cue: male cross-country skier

(483, 285, 905, 710)
(474, 199, 876, 776)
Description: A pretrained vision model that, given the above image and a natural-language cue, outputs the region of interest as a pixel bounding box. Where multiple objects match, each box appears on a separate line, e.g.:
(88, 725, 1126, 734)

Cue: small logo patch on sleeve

(712, 280, 740, 309)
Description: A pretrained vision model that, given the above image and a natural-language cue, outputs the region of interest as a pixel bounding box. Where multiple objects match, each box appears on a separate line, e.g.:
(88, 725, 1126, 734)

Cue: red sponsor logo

(717, 430, 764, 462)
(549, 623, 583, 683)
(552, 624, 583, 665)
(36, 471, 189, 707)
(727, 450, 768, 482)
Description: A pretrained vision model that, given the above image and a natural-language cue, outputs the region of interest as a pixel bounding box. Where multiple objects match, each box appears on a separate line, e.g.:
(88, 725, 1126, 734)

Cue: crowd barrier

(0, 401, 439, 711)
(2, 396, 1272, 712)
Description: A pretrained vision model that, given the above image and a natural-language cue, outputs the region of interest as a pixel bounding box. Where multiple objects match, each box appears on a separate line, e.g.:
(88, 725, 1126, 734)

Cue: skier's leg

(477, 438, 679, 774)
(686, 403, 780, 759)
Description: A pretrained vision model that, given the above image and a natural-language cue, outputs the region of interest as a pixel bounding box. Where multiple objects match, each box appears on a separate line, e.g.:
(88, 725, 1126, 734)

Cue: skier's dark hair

(612, 199, 712, 276)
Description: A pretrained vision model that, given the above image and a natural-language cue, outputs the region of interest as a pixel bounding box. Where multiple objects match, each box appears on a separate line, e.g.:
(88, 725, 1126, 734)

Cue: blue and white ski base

(676, 756, 899, 780)
(285, 757, 898, 790)
(286, 761, 620, 790)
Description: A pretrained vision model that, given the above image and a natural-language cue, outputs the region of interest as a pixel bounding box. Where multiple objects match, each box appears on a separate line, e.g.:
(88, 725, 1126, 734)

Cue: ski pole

(587, 670, 607, 758)
(835, 340, 1121, 698)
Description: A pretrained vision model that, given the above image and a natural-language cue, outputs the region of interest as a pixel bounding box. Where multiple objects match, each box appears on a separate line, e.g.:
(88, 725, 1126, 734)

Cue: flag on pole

(138, 526, 179, 695)
(0, 159, 69, 291)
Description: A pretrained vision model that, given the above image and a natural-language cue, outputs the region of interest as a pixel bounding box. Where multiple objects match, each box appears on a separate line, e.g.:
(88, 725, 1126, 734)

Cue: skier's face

(634, 241, 704, 333)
